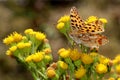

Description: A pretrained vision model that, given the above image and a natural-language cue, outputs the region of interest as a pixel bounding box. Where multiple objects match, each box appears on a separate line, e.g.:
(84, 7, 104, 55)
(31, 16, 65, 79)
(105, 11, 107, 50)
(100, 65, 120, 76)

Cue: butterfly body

(69, 7, 108, 49)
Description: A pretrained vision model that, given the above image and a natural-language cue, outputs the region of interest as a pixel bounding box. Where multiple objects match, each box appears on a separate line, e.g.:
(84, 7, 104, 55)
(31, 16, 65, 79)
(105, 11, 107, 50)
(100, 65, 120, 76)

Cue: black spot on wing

(70, 15, 74, 17)
(77, 26, 80, 29)
(74, 20, 77, 22)
(89, 27, 92, 29)
(71, 23, 74, 25)
(71, 26, 76, 30)
(84, 27, 87, 28)
(76, 24, 78, 27)
(79, 25, 82, 27)
(71, 19, 75, 22)
(86, 29, 89, 32)
(91, 30, 95, 32)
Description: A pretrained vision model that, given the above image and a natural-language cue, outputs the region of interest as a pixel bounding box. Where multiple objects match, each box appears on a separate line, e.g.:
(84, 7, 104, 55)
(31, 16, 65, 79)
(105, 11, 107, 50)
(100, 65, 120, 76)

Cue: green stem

(92, 71, 97, 80)
(98, 76, 103, 80)
(28, 66, 38, 80)
(37, 70, 48, 80)
(64, 32, 73, 45)
(63, 74, 66, 80)
(31, 71, 38, 80)
(65, 58, 74, 80)
(79, 44, 90, 53)
(79, 44, 84, 53)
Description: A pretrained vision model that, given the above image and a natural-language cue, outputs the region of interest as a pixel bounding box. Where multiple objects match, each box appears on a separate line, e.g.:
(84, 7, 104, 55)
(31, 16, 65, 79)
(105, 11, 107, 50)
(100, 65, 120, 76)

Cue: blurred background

(0, 0, 120, 80)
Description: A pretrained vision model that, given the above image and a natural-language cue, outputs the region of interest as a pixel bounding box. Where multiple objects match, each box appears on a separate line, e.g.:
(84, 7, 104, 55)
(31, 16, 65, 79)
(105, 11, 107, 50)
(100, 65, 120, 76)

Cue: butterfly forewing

(70, 7, 85, 31)
(81, 20, 105, 34)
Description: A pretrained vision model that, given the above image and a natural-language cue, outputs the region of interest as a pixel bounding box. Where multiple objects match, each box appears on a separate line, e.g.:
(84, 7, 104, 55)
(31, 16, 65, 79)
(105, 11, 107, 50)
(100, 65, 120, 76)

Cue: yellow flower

(115, 64, 120, 74)
(108, 77, 115, 80)
(99, 56, 110, 64)
(25, 55, 33, 62)
(12, 32, 23, 42)
(99, 18, 107, 23)
(113, 55, 120, 64)
(81, 54, 93, 64)
(32, 52, 44, 62)
(6, 50, 12, 56)
(58, 61, 68, 70)
(22, 36, 27, 40)
(117, 78, 120, 80)
(17, 42, 31, 49)
(25, 52, 44, 62)
(9, 46, 17, 52)
(43, 48, 52, 54)
(35, 32, 46, 41)
(38, 51, 45, 55)
(56, 22, 65, 30)
(46, 68, 56, 78)
(24, 42, 31, 47)
(103, 58, 110, 64)
(69, 49, 81, 61)
(112, 59, 118, 64)
(58, 48, 66, 54)
(90, 52, 98, 57)
(58, 15, 70, 23)
(58, 48, 70, 58)
(29, 31, 37, 35)
(24, 29, 33, 34)
(74, 66, 86, 79)
(4, 32, 23, 44)
(85, 16, 107, 24)
(3, 32, 22, 45)
(85, 16, 97, 23)
(115, 55, 120, 61)
(45, 55, 52, 61)
(3, 35, 14, 45)
(17, 42, 26, 49)
(95, 63, 108, 74)
(3, 32, 23, 45)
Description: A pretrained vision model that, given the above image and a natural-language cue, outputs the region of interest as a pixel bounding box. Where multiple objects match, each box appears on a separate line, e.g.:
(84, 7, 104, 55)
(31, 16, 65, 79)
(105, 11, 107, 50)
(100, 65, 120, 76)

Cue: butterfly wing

(95, 34, 108, 46)
(70, 7, 85, 31)
(80, 34, 108, 48)
(80, 20, 105, 34)
(69, 7, 86, 43)
(69, 31, 82, 44)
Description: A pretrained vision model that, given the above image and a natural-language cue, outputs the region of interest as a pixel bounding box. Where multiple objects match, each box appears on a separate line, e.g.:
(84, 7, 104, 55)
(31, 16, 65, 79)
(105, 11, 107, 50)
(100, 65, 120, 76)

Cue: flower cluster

(3, 32, 23, 45)
(56, 15, 71, 40)
(3, 8, 120, 80)
(109, 55, 120, 80)
(3, 29, 52, 80)
(57, 48, 111, 79)
(85, 16, 107, 24)
(57, 15, 70, 30)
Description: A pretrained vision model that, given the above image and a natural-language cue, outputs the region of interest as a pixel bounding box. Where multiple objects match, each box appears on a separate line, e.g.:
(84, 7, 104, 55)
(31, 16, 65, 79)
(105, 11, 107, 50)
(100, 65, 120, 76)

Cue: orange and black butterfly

(69, 7, 108, 49)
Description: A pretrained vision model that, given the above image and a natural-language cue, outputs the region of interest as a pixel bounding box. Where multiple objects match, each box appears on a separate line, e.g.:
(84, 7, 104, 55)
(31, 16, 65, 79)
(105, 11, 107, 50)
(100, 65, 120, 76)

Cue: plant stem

(37, 70, 48, 80)
(63, 74, 66, 80)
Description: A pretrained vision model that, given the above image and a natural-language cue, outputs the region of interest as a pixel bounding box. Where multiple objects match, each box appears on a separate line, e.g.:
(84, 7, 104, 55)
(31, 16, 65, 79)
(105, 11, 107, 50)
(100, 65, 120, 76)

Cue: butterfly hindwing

(80, 34, 108, 48)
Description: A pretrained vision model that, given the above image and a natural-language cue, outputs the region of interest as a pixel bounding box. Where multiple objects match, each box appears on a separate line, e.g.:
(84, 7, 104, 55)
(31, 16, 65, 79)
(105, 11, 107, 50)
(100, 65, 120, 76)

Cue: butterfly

(69, 7, 108, 49)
